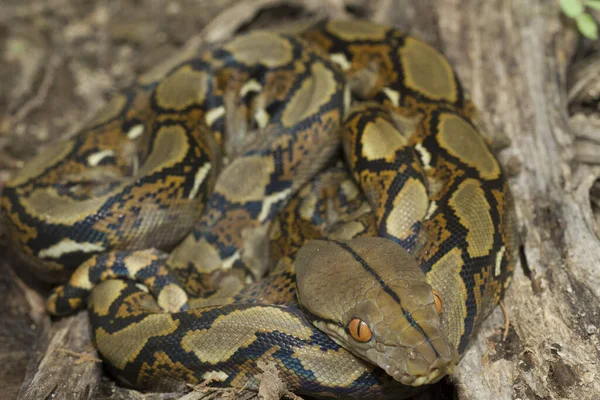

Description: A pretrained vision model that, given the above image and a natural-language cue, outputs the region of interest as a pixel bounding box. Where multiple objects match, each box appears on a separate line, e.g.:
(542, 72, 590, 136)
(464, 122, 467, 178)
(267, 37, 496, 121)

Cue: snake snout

(382, 342, 456, 387)
(392, 357, 451, 386)
(413, 358, 451, 386)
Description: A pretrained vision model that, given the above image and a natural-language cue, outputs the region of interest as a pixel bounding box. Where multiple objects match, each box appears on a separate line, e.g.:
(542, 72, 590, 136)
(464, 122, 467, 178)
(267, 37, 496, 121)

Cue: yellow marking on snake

(254, 108, 270, 129)
(240, 79, 262, 97)
(70, 262, 93, 290)
(95, 313, 180, 369)
(137, 125, 190, 175)
(343, 85, 352, 115)
(135, 283, 149, 292)
(168, 236, 222, 272)
(188, 163, 212, 199)
(87, 150, 115, 166)
(221, 251, 240, 270)
(127, 124, 145, 140)
(202, 371, 229, 382)
(385, 178, 428, 240)
(449, 178, 494, 258)
(495, 246, 506, 277)
(398, 37, 457, 102)
(157, 283, 188, 312)
(155, 66, 208, 110)
(181, 307, 313, 364)
(390, 112, 421, 138)
(472, 266, 495, 327)
(361, 118, 408, 161)
(425, 201, 438, 220)
(414, 143, 432, 170)
(282, 62, 338, 127)
(205, 106, 225, 126)
(68, 298, 82, 309)
(292, 345, 370, 387)
(437, 113, 501, 180)
(38, 238, 105, 259)
(259, 188, 292, 222)
(223, 31, 294, 68)
(88, 280, 129, 317)
(382, 87, 400, 107)
(330, 53, 351, 71)
(123, 250, 160, 276)
(215, 156, 274, 203)
(426, 247, 468, 347)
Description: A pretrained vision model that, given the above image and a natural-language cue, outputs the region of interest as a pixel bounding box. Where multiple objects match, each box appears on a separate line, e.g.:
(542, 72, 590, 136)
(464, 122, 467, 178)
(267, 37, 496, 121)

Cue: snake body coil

(0, 20, 518, 398)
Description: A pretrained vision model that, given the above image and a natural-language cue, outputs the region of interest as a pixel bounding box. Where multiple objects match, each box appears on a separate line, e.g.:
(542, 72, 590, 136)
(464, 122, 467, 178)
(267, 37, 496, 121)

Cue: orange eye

(348, 317, 372, 342)
(432, 289, 443, 314)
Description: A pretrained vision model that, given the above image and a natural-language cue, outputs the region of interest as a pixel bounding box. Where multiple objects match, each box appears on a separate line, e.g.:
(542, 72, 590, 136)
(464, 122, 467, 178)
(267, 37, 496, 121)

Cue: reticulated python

(0, 19, 518, 399)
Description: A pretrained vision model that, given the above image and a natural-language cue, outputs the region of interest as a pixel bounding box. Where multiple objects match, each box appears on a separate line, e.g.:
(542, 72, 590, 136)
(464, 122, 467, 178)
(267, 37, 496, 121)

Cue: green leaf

(576, 13, 599, 39)
(585, 0, 600, 11)
(561, 0, 584, 18)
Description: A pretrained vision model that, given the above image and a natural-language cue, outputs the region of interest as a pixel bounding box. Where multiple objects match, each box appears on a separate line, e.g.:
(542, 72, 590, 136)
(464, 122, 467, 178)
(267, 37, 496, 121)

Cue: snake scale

(1, 19, 518, 399)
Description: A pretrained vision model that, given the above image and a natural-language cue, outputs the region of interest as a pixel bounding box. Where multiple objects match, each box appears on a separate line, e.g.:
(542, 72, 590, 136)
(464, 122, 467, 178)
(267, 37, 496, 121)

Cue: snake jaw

(369, 330, 457, 387)
(396, 353, 453, 386)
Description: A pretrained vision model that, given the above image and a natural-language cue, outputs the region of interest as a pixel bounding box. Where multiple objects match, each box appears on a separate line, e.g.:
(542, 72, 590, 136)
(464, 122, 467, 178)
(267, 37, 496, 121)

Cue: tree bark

(0, 0, 598, 399)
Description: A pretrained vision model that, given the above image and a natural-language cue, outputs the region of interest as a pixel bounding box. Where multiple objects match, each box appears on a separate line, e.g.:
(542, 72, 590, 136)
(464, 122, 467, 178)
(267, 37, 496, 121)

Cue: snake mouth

(393, 366, 444, 386)
(381, 350, 453, 387)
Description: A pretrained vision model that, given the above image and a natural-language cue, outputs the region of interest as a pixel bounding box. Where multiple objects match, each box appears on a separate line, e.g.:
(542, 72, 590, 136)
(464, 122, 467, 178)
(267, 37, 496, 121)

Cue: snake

(0, 19, 518, 399)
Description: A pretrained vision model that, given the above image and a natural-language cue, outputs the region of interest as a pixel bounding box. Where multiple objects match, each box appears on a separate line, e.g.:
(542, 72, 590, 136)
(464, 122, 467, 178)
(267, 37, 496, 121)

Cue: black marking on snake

(331, 240, 440, 357)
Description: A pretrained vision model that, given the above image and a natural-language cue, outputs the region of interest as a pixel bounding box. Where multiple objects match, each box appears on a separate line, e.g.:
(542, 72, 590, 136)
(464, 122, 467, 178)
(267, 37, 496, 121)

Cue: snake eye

(432, 289, 443, 314)
(348, 317, 372, 342)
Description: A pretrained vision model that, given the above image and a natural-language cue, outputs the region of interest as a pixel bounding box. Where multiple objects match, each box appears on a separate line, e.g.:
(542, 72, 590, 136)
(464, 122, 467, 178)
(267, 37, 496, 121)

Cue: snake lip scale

(1, 19, 517, 399)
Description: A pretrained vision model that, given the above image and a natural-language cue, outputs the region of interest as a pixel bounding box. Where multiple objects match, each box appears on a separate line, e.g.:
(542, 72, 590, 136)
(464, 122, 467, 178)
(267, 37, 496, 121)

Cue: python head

(295, 237, 458, 386)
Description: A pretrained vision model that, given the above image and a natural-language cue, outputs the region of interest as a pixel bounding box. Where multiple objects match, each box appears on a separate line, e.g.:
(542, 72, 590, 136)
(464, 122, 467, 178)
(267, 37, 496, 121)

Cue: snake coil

(0, 20, 518, 399)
